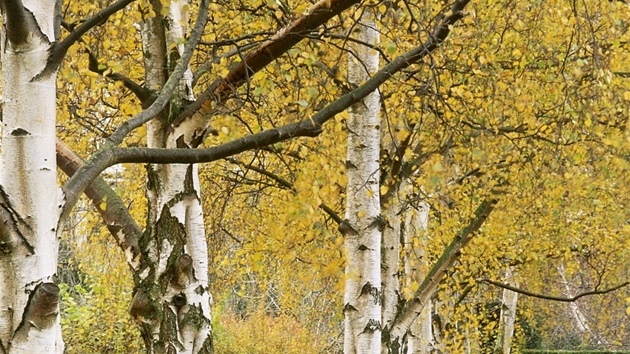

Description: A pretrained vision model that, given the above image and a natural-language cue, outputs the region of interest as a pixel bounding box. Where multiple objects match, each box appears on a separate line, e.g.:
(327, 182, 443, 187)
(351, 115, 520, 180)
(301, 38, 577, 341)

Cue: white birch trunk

(0, 1, 63, 352)
(343, 9, 382, 354)
(402, 202, 433, 354)
(133, 1, 213, 352)
(495, 267, 518, 354)
(381, 203, 400, 335)
(557, 265, 606, 346)
(381, 179, 433, 354)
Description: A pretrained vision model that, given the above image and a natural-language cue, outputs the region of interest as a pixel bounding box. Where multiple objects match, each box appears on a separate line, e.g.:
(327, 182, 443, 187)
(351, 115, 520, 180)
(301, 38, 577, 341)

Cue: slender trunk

(131, 1, 213, 352)
(557, 265, 606, 346)
(381, 189, 402, 347)
(494, 267, 518, 354)
(0, 1, 63, 352)
(382, 183, 433, 354)
(402, 203, 433, 354)
(342, 9, 382, 354)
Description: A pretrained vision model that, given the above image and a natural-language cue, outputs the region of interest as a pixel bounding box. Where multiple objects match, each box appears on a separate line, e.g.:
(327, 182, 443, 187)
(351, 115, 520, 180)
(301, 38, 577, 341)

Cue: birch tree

(495, 268, 518, 354)
(342, 8, 382, 354)
(0, 1, 62, 352)
(128, 0, 213, 351)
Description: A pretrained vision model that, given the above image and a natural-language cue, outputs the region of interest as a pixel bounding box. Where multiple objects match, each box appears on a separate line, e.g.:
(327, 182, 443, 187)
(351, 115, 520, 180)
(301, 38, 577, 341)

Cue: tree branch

(480, 278, 630, 302)
(60, 0, 210, 220)
(61, 0, 468, 222)
(42, 0, 136, 77)
(0, 0, 41, 45)
(387, 179, 497, 344)
(56, 139, 143, 271)
(86, 48, 152, 105)
(225, 158, 293, 189)
(175, 0, 361, 125)
(225, 158, 343, 224)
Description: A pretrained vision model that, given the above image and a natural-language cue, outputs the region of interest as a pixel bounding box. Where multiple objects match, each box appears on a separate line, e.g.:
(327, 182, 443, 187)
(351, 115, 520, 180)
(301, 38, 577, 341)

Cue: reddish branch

(77, 0, 471, 166)
(175, 0, 361, 125)
(62, 0, 471, 221)
(56, 140, 143, 271)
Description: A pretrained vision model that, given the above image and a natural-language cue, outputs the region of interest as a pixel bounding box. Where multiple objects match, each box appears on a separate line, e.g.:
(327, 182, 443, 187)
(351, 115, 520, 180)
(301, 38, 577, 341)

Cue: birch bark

(402, 203, 433, 354)
(494, 267, 518, 354)
(381, 180, 434, 354)
(557, 265, 607, 346)
(0, 1, 63, 352)
(342, 9, 382, 354)
(131, 0, 213, 352)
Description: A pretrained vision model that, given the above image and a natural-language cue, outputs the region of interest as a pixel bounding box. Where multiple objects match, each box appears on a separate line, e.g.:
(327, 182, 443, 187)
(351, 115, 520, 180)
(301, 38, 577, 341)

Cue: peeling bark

(134, 0, 213, 352)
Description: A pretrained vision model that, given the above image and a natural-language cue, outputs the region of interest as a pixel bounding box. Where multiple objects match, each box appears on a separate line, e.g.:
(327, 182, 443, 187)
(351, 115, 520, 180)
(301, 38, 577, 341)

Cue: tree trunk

(381, 194, 402, 351)
(381, 181, 434, 354)
(402, 203, 433, 354)
(130, 1, 213, 352)
(0, 1, 63, 352)
(557, 265, 607, 346)
(342, 9, 382, 354)
(494, 267, 518, 354)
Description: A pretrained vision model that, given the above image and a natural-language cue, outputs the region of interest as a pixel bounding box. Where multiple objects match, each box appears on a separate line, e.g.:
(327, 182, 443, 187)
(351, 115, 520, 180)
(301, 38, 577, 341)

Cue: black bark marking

(362, 319, 381, 333)
(10, 128, 30, 136)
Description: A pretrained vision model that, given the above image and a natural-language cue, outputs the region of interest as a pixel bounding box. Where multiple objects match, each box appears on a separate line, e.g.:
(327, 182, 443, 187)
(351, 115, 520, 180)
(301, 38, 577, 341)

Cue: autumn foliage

(0, 0, 627, 352)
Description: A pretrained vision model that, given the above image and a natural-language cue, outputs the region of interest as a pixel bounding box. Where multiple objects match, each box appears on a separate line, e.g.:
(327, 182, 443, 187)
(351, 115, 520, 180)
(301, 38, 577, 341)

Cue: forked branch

(60, 0, 471, 223)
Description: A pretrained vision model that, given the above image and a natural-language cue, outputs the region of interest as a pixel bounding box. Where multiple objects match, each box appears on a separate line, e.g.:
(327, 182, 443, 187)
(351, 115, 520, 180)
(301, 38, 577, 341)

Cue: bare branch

(86, 48, 152, 104)
(226, 158, 293, 190)
(480, 278, 630, 302)
(42, 0, 136, 76)
(225, 158, 343, 223)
